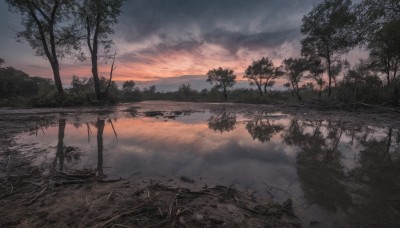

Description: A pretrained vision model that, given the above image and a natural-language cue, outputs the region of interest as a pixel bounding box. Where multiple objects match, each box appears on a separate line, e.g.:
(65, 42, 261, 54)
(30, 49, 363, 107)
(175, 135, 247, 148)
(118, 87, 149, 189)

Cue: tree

(339, 60, 383, 103)
(77, 0, 124, 101)
(0, 58, 4, 68)
(71, 75, 89, 94)
(243, 57, 282, 95)
(206, 67, 236, 101)
(6, 0, 79, 95)
(301, 0, 358, 97)
(367, 19, 400, 85)
(282, 58, 309, 102)
(359, 0, 400, 30)
(306, 58, 326, 98)
(122, 80, 136, 93)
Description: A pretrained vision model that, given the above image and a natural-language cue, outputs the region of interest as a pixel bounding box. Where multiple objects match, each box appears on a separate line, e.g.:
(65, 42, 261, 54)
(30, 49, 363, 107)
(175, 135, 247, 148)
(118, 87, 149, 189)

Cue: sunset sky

(0, 0, 363, 91)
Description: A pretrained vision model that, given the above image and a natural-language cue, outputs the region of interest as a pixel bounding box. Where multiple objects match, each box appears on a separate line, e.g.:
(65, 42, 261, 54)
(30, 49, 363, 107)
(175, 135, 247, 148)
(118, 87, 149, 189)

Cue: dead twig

(26, 187, 47, 205)
(93, 197, 155, 228)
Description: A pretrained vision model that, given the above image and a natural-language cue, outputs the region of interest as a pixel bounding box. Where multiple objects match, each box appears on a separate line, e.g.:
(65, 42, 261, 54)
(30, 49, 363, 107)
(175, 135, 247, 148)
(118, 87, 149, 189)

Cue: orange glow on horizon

(16, 42, 296, 84)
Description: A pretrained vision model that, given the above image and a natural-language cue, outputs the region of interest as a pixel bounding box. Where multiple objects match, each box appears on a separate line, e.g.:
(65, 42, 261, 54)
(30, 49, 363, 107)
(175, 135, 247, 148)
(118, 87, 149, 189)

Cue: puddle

(11, 101, 400, 227)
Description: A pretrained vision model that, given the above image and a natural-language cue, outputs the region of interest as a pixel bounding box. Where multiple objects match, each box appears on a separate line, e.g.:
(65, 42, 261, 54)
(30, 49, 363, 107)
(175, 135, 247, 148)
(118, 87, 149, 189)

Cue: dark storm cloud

(117, 0, 321, 54)
(118, 39, 204, 63)
(203, 28, 300, 54)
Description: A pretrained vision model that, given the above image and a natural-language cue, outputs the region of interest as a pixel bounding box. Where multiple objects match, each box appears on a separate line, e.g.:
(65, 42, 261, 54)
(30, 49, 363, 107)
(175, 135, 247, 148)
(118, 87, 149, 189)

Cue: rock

(180, 176, 194, 183)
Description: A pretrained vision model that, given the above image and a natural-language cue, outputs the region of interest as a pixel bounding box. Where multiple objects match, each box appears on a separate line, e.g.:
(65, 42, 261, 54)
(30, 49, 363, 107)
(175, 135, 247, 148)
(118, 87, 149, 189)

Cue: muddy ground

(0, 101, 399, 227)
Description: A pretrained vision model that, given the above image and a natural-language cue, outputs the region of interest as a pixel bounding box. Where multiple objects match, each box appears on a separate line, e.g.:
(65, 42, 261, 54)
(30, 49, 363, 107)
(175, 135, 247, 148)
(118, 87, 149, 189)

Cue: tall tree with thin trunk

(6, 0, 79, 95)
(77, 0, 124, 101)
(301, 0, 358, 97)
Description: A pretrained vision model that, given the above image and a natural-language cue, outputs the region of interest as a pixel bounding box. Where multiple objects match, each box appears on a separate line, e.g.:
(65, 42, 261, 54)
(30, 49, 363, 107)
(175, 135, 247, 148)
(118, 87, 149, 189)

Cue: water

(12, 101, 400, 227)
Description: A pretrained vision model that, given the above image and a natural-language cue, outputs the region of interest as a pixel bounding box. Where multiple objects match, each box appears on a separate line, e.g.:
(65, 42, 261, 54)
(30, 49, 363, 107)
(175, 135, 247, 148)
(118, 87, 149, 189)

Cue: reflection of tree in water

(52, 119, 81, 172)
(86, 118, 118, 178)
(283, 120, 352, 212)
(96, 119, 105, 178)
(349, 128, 400, 227)
(208, 110, 236, 133)
(246, 117, 284, 143)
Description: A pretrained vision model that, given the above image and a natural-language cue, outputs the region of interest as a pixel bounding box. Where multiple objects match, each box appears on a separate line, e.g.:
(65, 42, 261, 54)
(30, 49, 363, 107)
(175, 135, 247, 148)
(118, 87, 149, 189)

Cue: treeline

(0, 65, 298, 107)
(204, 0, 400, 106)
(3, 0, 400, 107)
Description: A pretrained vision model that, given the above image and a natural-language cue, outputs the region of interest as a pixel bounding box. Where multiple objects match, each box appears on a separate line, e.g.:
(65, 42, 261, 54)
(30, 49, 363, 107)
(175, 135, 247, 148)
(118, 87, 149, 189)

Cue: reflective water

(13, 101, 400, 227)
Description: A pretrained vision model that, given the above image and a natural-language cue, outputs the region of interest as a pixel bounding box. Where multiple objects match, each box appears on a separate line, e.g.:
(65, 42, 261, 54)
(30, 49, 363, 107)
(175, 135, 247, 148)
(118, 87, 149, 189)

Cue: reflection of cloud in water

(13, 109, 400, 228)
(102, 118, 298, 187)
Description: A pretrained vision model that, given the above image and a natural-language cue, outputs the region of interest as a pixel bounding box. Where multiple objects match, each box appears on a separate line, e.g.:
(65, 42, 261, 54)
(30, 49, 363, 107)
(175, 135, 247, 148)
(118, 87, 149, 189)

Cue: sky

(0, 0, 345, 91)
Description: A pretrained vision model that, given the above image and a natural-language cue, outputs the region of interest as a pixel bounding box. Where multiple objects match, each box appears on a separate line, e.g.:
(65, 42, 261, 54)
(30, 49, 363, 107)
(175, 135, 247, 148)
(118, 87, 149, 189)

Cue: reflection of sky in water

(13, 105, 400, 228)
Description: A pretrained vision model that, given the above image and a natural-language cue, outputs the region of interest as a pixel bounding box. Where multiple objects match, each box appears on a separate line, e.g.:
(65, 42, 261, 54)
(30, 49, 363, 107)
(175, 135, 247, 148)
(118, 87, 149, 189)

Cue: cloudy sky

(0, 0, 329, 90)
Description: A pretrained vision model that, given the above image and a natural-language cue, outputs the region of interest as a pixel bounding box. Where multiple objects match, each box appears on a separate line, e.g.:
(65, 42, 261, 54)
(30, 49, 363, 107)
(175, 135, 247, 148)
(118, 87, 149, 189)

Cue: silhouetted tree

(339, 60, 383, 103)
(0, 58, 4, 68)
(206, 67, 236, 101)
(6, 0, 79, 95)
(122, 80, 136, 93)
(368, 19, 400, 85)
(301, 0, 357, 97)
(76, 0, 124, 101)
(306, 58, 325, 98)
(282, 58, 309, 102)
(243, 57, 282, 95)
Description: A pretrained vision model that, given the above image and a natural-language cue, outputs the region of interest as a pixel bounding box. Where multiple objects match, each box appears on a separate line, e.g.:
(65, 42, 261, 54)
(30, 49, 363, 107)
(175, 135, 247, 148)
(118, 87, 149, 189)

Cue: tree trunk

(292, 82, 302, 102)
(91, 54, 102, 100)
(327, 57, 332, 97)
(51, 62, 64, 95)
(223, 91, 227, 101)
(318, 85, 322, 98)
(256, 83, 263, 95)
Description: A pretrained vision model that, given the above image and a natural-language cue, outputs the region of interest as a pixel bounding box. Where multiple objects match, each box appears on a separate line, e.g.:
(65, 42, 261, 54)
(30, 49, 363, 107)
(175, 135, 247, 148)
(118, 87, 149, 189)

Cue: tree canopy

(207, 67, 236, 101)
(243, 57, 282, 95)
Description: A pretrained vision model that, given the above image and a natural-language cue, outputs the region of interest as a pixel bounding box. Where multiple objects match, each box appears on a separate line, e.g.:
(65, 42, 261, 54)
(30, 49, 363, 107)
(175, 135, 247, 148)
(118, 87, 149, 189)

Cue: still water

(13, 101, 400, 227)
